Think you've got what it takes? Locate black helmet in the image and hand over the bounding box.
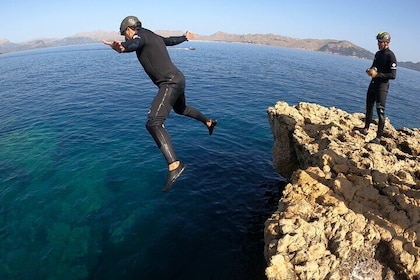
[376,31,391,42]
[120,16,141,35]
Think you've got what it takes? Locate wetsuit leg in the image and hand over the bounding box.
[146,83,182,165]
[375,83,389,138]
[364,82,375,129]
[173,92,208,123]
[171,73,208,123]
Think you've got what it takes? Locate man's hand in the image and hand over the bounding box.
[366,67,378,78]
[102,40,125,53]
[184,31,196,40]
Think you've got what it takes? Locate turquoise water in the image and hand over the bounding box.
[0,42,419,280]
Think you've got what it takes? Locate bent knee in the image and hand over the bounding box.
[173,106,189,116]
[173,108,185,115]
[376,106,385,115]
[146,119,163,131]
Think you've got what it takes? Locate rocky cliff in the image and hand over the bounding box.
[264,102,420,280]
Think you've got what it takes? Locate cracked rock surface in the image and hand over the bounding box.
[265,102,419,280]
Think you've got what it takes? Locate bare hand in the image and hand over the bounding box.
[102,40,125,53]
[366,68,378,78]
[184,31,196,40]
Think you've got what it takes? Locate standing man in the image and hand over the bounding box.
[362,31,397,144]
[103,16,217,191]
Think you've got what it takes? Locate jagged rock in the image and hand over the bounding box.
[265,101,420,280]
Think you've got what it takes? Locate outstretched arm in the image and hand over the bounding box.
[162,31,196,46]
[102,40,125,53]
[104,37,145,53]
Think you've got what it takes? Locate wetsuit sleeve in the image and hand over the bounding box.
[121,37,145,52]
[161,36,188,46]
[377,52,397,80]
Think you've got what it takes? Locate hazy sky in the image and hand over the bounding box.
[1,0,419,61]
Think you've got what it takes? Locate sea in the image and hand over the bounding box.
[0,41,419,280]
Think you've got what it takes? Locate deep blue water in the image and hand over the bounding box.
[0,41,419,280]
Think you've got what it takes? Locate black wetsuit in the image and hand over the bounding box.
[364,48,397,138]
[121,28,209,164]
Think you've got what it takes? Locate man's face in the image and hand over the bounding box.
[377,40,388,51]
[123,28,135,41]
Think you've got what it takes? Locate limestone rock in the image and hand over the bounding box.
[265,102,420,280]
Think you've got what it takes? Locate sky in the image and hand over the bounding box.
[1,0,419,62]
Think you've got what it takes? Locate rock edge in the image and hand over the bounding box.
[265,101,420,280]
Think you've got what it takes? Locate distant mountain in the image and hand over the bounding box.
[0,38,50,53]
[398,61,420,72]
[1,30,418,72]
[196,31,374,60]
[0,30,123,54]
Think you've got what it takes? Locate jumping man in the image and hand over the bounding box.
[103,16,217,191]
